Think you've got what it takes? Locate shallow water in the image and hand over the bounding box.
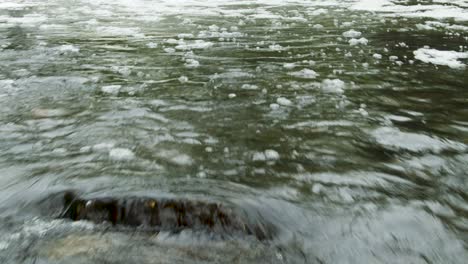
[0,0,467,263]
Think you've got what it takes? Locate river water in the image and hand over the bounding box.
[0,0,467,263]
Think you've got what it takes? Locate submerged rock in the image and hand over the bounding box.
[61,191,273,240]
[41,232,282,264]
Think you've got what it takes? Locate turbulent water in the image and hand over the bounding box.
[0,0,467,263]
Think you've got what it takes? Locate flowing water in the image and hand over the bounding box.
[0,0,468,263]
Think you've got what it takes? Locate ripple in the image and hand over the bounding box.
[156,149,194,166]
[1,0,468,262]
[294,171,414,188]
[371,127,466,153]
[284,120,355,129]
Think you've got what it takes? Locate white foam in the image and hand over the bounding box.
[208,24,219,31]
[241,84,258,90]
[342,29,362,38]
[178,33,194,39]
[111,66,131,77]
[170,154,193,166]
[416,24,434,31]
[270,103,280,110]
[269,44,285,51]
[276,97,293,106]
[386,115,412,122]
[349,37,368,46]
[175,40,213,50]
[101,85,121,95]
[164,47,176,53]
[182,138,202,145]
[312,183,323,194]
[197,30,243,39]
[285,120,354,129]
[351,0,468,21]
[289,69,318,79]
[210,70,253,79]
[283,63,296,69]
[149,99,169,107]
[0,79,14,87]
[341,21,354,27]
[57,45,79,53]
[358,108,369,117]
[371,127,466,153]
[157,149,193,166]
[184,59,200,68]
[146,42,158,48]
[96,26,142,37]
[161,105,211,112]
[416,21,468,32]
[205,147,213,153]
[178,76,189,83]
[351,0,390,11]
[321,79,345,94]
[404,154,447,171]
[0,14,47,26]
[80,146,92,153]
[52,148,67,154]
[309,8,328,16]
[39,24,68,30]
[265,149,280,160]
[413,48,468,69]
[109,148,135,160]
[253,149,280,161]
[166,38,179,44]
[0,2,31,9]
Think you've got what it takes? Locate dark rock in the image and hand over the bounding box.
[61,191,273,240]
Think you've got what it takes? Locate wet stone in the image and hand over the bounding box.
[61,191,274,241]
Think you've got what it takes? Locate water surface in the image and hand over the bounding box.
[0,0,467,263]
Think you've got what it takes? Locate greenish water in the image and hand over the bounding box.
[0,0,467,263]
